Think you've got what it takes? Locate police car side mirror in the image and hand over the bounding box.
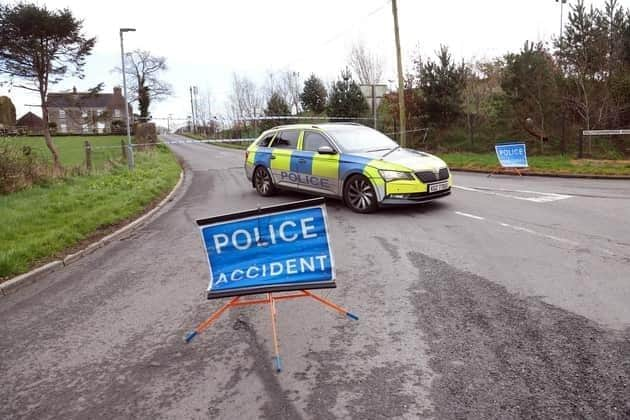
[318,146,336,155]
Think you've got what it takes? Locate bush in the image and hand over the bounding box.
[0,142,50,194]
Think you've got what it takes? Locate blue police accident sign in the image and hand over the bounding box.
[495,142,528,168]
[196,198,335,299]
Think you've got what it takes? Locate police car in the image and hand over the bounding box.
[244,123,451,213]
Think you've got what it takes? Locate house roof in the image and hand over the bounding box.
[17,111,44,127]
[47,92,114,108]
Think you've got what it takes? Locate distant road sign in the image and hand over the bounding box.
[196,198,335,299]
[495,142,528,168]
[583,129,630,136]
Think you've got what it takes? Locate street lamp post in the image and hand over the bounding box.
[120,27,136,170]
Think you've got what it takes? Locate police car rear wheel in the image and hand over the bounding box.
[344,175,377,213]
[254,166,276,196]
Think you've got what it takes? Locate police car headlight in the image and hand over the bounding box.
[378,170,414,181]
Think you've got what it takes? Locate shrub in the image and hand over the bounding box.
[0,142,50,194]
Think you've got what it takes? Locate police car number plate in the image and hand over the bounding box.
[428,181,449,193]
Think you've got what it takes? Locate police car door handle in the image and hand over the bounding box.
[270,155,276,160]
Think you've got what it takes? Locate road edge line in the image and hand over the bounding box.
[1,169,186,298]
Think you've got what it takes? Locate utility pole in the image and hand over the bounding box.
[120,28,136,170]
[556,0,566,42]
[392,0,406,147]
[371,84,377,130]
[189,86,196,133]
[556,0,567,153]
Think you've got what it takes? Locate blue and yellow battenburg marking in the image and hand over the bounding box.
[246,140,447,201]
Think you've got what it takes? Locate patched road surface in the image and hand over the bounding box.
[1,134,629,419]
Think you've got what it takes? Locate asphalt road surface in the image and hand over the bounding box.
[1,134,629,419]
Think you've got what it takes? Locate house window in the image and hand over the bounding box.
[114,109,121,118]
[59,109,66,119]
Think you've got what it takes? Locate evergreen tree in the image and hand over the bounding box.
[418,45,465,129]
[262,92,290,130]
[502,41,560,152]
[300,74,327,114]
[327,69,368,120]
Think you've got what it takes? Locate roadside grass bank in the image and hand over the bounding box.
[0,146,181,280]
[442,152,630,176]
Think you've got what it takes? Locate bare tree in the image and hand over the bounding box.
[262,70,301,114]
[263,71,289,104]
[227,74,263,128]
[116,49,173,119]
[348,41,384,84]
[282,71,301,114]
[195,88,215,135]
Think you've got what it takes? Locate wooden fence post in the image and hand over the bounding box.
[121,139,127,161]
[84,140,92,171]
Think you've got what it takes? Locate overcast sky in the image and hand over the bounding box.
[3,0,614,128]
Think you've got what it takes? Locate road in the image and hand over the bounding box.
[1,134,629,419]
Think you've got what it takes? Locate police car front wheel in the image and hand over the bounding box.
[254,166,276,196]
[344,175,377,213]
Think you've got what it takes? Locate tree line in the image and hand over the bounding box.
[226,0,630,157]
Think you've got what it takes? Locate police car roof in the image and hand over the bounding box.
[269,122,363,131]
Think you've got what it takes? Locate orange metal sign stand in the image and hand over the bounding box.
[185,291,358,372]
[488,166,526,177]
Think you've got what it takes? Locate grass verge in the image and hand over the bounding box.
[441,152,630,176]
[0,146,181,280]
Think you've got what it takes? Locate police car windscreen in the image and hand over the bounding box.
[327,126,398,153]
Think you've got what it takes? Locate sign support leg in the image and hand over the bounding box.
[185,296,240,342]
[303,290,359,320]
[268,293,282,372]
[185,291,358,372]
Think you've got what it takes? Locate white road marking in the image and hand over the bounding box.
[454,211,485,220]
[453,185,572,203]
[455,211,580,246]
[497,222,580,246]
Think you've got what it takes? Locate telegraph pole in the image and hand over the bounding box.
[189,86,196,133]
[391,0,406,147]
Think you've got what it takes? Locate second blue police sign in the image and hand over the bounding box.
[197,198,335,299]
[495,142,529,168]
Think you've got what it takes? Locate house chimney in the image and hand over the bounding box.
[113,86,122,96]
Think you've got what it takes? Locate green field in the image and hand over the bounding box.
[441,152,630,176]
[0,145,181,280]
[2,135,130,169]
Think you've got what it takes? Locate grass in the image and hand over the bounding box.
[0,146,181,280]
[2,135,129,169]
[441,152,630,176]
